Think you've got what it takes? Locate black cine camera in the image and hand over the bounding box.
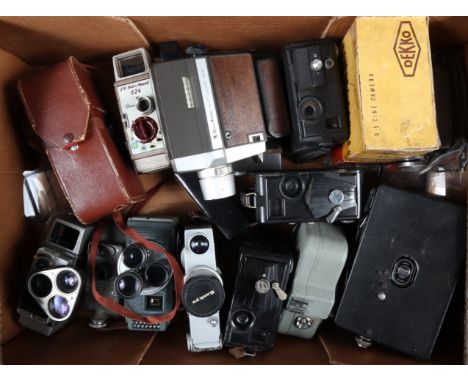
[243,170,361,224]
[282,40,349,161]
[115,216,179,331]
[17,215,94,336]
[223,244,293,355]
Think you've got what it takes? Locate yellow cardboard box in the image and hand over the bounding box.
[340,17,439,162]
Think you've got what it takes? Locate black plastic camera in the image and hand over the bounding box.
[223,244,293,355]
[242,170,361,224]
[115,216,179,331]
[282,40,349,161]
[17,215,94,336]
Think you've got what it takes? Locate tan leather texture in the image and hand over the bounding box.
[18,57,145,224]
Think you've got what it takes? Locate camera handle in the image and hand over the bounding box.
[88,213,184,325]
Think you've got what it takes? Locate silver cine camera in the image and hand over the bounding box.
[17,215,94,335]
[278,222,348,339]
[113,48,170,173]
[180,226,225,352]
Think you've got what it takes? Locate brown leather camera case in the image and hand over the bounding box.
[18,57,145,224]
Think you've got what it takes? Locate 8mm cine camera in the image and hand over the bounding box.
[180,225,225,352]
[17,215,94,336]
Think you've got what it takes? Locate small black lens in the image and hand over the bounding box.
[299,97,323,121]
[232,310,255,331]
[136,97,151,113]
[189,235,210,255]
[279,176,303,199]
[48,295,70,319]
[145,262,170,288]
[115,272,142,299]
[57,270,80,293]
[29,273,53,298]
[122,244,146,268]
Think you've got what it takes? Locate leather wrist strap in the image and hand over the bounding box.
[88,183,184,325]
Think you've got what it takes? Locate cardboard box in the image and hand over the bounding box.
[340,16,440,162]
[0,16,466,365]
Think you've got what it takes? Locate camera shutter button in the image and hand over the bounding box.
[131,116,158,143]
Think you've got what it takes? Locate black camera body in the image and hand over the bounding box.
[282,40,349,161]
[17,215,94,336]
[245,170,361,224]
[223,244,293,355]
[115,216,179,331]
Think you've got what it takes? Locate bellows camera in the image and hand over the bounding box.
[17,215,94,335]
[180,226,225,352]
[153,51,266,200]
[282,40,349,161]
[115,216,179,331]
[278,223,348,339]
[334,186,466,359]
[224,244,293,355]
[243,170,361,224]
[113,48,170,173]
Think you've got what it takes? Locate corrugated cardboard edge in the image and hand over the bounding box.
[109,16,152,54]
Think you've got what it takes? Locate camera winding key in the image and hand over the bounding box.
[271,282,288,301]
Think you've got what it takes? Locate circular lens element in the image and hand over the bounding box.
[181,275,225,317]
[279,176,303,199]
[57,270,80,293]
[189,235,210,255]
[122,244,146,269]
[48,295,71,319]
[115,272,143,299]
[299,97,323,121]
[145,262,171,289]
[29,273,53,298]
[131,116,158,143]
[232,309,255,331]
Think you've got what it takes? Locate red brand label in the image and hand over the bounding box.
[393,21,421,77]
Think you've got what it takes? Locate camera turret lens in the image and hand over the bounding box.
[279,176,303,199]
[57,270,80,293]
[122,244,146,269]
[48,295,71,319]
[145,261,171,289]
[29,273,53,298]
[189,235,210,255]
[115,272,143,299]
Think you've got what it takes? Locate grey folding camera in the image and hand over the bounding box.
[113,48,170,173]
[153,52,266,200]
[180,226,225,352]
[17,215,94,335]
[278,222,348,339]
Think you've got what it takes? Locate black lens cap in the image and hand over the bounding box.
[181,275,224,317]
[189,235,210,255]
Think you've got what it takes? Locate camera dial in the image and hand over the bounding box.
[131,116,158,144]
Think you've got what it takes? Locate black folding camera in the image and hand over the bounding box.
[334,186,466,359]
[17,215,94,336]
[242,170,361,224]
[282,40,349,161]
[115,216,179,331]
[223,244,293,355]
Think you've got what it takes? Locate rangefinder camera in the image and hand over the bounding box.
[224,244,293,355]
[113,48,170,173]
[180,226,225,352]
[278,222,348,339]
[153,51,266,200]
[17,215,94,335]
[242,170,361,224]
[282,40,349,161]
[115,216,178,331]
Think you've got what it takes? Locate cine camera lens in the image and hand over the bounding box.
[279,175,303,199]
[48,295,71,319]
[189,235,210,255]
[57,270,80,293]
[122,244,146,269]
[145,262,171,289]
[115,272,143,299]
[29,273,53,298]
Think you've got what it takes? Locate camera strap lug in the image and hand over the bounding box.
[240,192,257,209]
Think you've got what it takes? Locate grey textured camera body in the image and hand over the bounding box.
[113,48,170,173]
[180,226,225,352]
[153,53,266,200]
[278,222,348,339]
[17,215,94,336]
[115,216,178,331]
